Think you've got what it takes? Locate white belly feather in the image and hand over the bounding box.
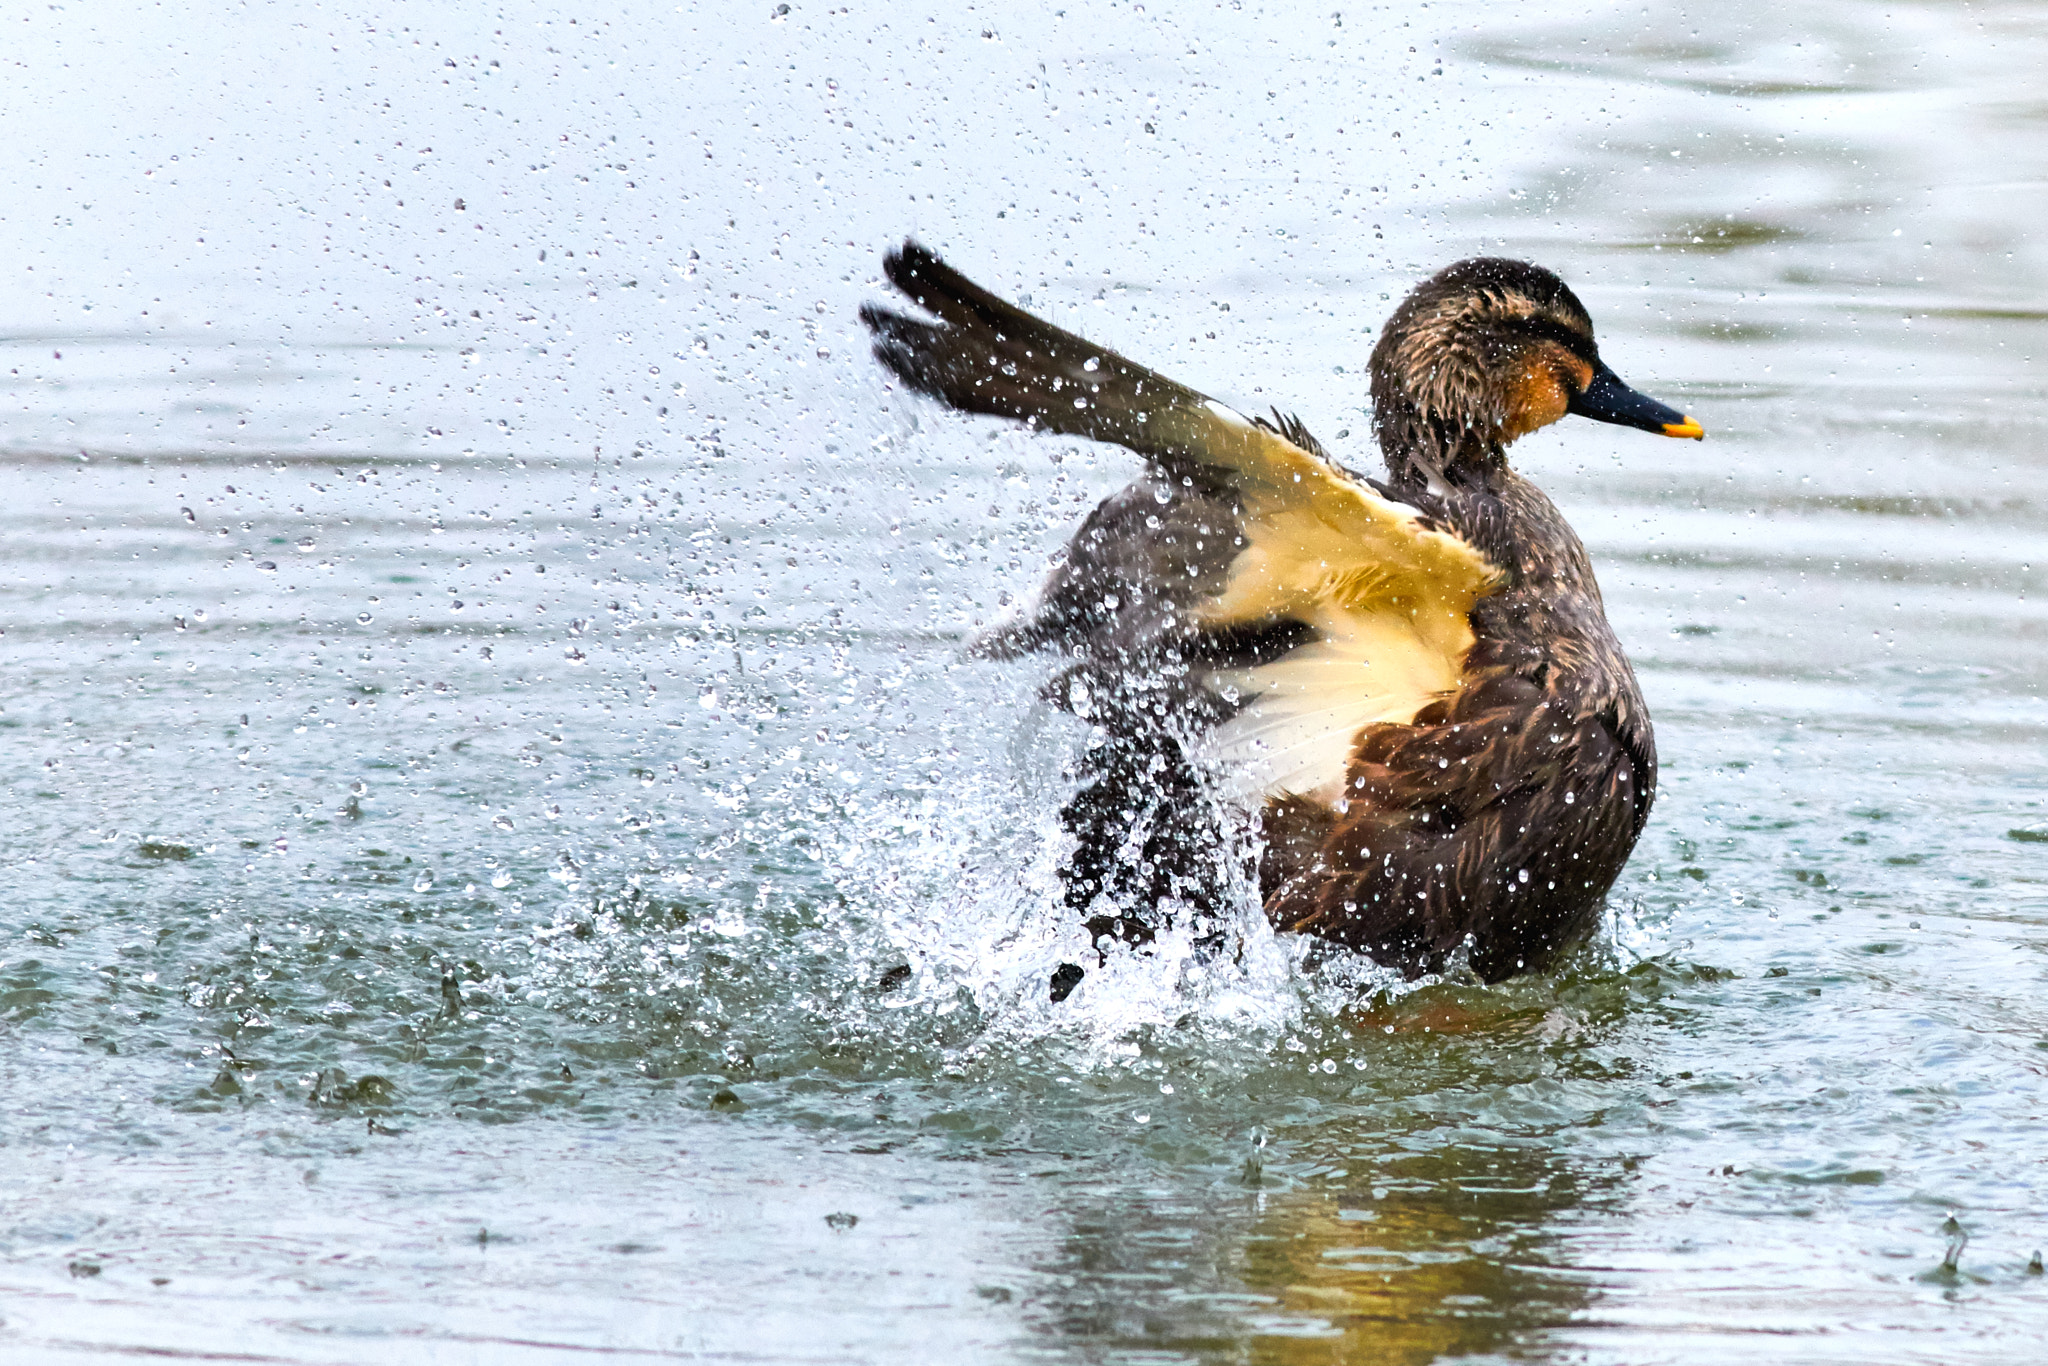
[1200,608,1463,807]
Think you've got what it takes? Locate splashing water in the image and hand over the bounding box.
[6,0,2048,1361]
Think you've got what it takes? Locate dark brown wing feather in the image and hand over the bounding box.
[971,468,1244,664]
[863,242,1294,940]
[861,242,1213,471]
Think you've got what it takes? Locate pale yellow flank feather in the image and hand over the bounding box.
[1159,402,1503,806]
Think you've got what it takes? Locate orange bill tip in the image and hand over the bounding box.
[1661,416,1705,440]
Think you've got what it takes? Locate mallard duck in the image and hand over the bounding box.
[861,242,1702,991]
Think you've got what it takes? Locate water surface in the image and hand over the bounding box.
[3,1,2047,1361]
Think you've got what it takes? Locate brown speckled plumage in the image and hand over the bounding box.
[1259,464,1656,980]
[861,243,1696,987]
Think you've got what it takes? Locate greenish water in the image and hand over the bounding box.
[4,1,2048,1361]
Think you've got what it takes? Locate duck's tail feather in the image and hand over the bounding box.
[861,240,1213,468]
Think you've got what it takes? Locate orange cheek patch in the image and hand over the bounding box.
[1501,366,1571,442]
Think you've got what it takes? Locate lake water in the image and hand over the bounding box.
[4,1,2047,1361]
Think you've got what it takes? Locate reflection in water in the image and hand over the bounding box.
[6,0,2048,1360]
[1245,1148,1603,1365]
[1033,1121,1609,1364]
[1024,972,1655,1362]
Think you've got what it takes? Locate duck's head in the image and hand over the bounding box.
[1369,257,1702,488]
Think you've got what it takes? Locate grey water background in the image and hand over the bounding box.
[3,0,2046,1360]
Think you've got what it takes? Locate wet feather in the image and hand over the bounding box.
[862,242,1671,983]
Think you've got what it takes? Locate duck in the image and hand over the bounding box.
[860,241,1702,992]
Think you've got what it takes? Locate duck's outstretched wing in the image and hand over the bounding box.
[861,240,1506,806]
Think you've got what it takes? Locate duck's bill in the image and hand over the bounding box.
[1568,362,1704,439]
